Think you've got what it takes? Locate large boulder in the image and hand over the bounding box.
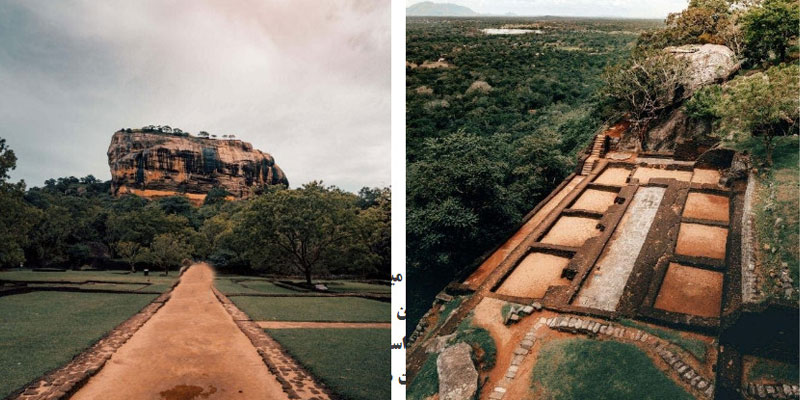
[108,130,287,204]
[667,44,739,98]
[437,342,478,400]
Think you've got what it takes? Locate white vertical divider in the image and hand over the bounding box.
[390,0,407,398]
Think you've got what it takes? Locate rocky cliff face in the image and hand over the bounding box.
[618,44,739,155]
[108,130,288,203]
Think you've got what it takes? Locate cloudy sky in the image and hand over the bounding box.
[0,0,389,192]
[407,0,689,18]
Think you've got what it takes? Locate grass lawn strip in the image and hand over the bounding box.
[231,296,389,322]
[0,291,157,398]
[267,328,389,400]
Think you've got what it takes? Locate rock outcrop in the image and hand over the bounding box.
[619,44,739,153]
[437,342,479,400]
[108,130,287,204]
[667,44,739,98]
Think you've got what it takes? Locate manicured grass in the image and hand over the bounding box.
[231,296,389,322]
[237,280,301,294]
[408,352,439,400]
[0,269,176,293]
[748,358,799,383]
[323,281,391,294]
[619,319,708,362]
[213,278,265,294]
[532,338,693,400]
[267,328,389,400]
[0,291,157,398]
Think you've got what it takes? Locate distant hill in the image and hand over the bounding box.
[407,1,479,16]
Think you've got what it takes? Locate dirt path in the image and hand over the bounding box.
[72,264,289,400]
[256,321,390,329]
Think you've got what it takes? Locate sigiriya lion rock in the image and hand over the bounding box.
[107,128,288,204]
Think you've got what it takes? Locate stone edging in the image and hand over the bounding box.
[743,381,800,399]
[211,287,334,400]
[4,284,178,400]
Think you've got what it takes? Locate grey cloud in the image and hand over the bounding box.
[0,0,390,192]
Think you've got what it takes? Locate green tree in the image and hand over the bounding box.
[203,187,230,206]
[0,138,40,268]
[603,52,689,150]
[407,133,522,273]
[147,233,193,275]
[716,64,799,164]
[238,183,374,284]
[115,241,141,272]
[742,0,799,64]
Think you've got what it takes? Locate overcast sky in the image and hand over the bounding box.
[407,0,689,18]
[0,0,389,192]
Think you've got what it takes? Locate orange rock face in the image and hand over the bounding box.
[108,130,288,202]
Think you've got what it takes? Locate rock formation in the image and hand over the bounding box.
[667,44,739,99]
[437,342,478,400]
[619,44,739,154]
[108,129,287,204]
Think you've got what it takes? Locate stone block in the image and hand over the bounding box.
[513,346,528,356]
[520,339,534,350]
[521,305,534,314]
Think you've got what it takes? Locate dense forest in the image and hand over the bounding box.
[0,139,390,285]
[406,16,662,330]
[407,0,798,331]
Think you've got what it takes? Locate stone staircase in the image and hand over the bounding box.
[580,134,606,175]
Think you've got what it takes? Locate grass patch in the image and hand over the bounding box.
[231,296,389,322]
[0,269,176,293]
[267,328,389,400]
[323,281,391,294]
[748,358,799,383]
[750,137,799,300]
[0,291,157,398]
[619,319,707,362]
[407,352,439,400]
[532,338,694,400]
[452,315,497,371]
[238,280,303,294]
[501,302,514,322]
[213,277,299,295]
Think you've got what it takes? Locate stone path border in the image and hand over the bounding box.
[212,287,333,400]
[5,287,177,400]
[744,382,800,399]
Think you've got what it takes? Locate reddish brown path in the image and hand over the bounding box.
[72,263,289,400]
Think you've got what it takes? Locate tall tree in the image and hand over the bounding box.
[239,183,374,285]
[742,0,799,64]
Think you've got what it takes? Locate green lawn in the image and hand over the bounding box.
[0,291,157,398]
[531,338,693,400]
[267,328,389,400]
[408,352,439,400]
[213,278,264,294]
[748,358,799,384]
[237,280,301,294]
[0,269,176,293]
[231,296,389,322]
[323,281,391,294]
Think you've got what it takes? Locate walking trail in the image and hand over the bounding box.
[72,263,289,400]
